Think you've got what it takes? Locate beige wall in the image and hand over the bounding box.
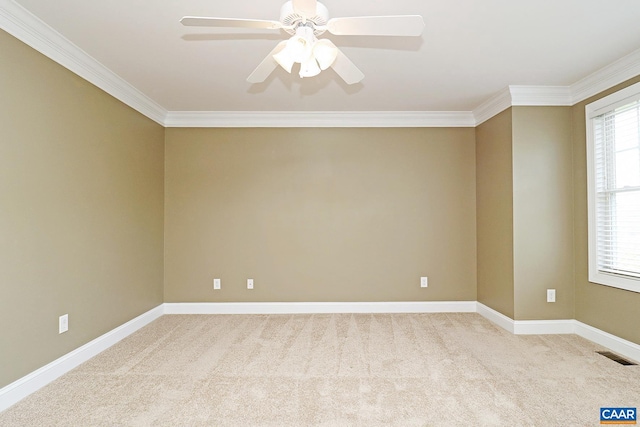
[572,76,640,344]
[476,109,515,318]
[476,107,575,321]
[0,30,165,388]
[164,127,477,303]
[512,107,574,320]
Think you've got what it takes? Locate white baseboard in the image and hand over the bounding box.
[3,301,639,414]
[163,301,478,315]
[513,319,576,335]
[574,321,640,364]
[477,303,574,335]
[477,303,640,363]
[0,305,164,413]
[476,303,515,333]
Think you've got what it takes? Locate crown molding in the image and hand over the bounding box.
[2,0,639,128]
[472,49,640,124]
[213,49,639,127]
[164,110,476,128]
[472,87,512,126]
[0,0,167,125]
[509,85,572,106]
[472,85,574,125]
[570,47,640,105]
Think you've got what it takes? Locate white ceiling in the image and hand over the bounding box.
[4,0,640,116]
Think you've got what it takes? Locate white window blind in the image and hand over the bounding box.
[587,82,640,292]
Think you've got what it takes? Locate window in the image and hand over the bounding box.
[586,82,640,293]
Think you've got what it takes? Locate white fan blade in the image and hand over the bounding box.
[291,0,318,18]
[329,45,364,85]
[180,16,283,30]
[327,15,425,36]
[247,41,288,84]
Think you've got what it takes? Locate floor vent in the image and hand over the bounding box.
[597,351,638,366]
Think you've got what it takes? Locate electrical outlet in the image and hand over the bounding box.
[421,277,428,288]
[247,278,254,289]
[59,314,68,334]
[547,289,556,303]
[213,278,221,290]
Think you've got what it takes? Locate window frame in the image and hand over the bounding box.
[585,81,640,293]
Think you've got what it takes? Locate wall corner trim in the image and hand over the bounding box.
[0,305,164,413]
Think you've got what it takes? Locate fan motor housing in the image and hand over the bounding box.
[280,1,329,35]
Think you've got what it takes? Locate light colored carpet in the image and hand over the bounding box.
[0,313,638,426]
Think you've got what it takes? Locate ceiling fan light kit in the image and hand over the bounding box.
[180,0,424,85]
[273,24,338,78]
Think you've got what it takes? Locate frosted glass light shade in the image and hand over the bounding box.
[299,58,321,78]
[313,39,338,70]
[273,49,295,73]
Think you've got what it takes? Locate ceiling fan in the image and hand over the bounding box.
[180,0,425,85]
